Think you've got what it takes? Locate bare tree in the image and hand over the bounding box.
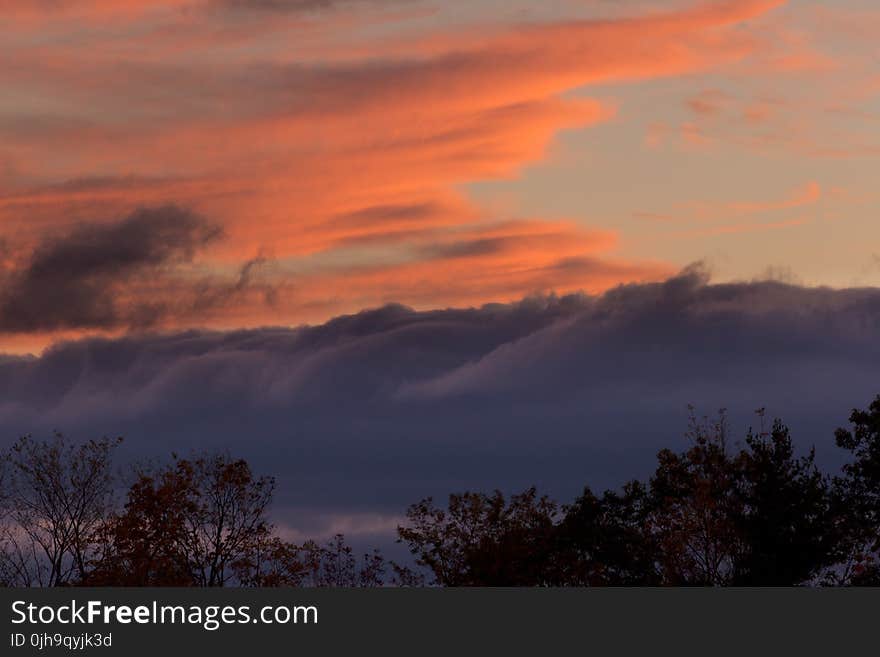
[0,433,121,586]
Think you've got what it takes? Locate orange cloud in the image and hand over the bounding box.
[682,216,808,237]
[634,181,822,244]
[724,181,822,215]
[687,88,733,116]
[0,0,788,347]
[635,181,822,226]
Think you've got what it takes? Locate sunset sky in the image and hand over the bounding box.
[2,1,879,545]
[2,0,879,354]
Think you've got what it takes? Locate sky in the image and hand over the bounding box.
[2,0,879,354]
[1,0,879,547]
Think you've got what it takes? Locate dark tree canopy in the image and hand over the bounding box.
[398,488,558,586]
[397,401,877,587]
[832,396,880,585]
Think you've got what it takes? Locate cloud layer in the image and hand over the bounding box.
[2,269,878,542]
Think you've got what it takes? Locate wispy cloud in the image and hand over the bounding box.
[0,0,787,343]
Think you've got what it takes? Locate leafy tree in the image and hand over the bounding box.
[728,414,833,585]
[233,536,309,587]
[398,488,558,585]
[181,454,275,586]
[647,410,741,585]
[831,395,880,585]
[301,534,387,587]
[90,454,274,586]
[87,465,196,585]
[235,534,387,587]
[643,410,836,585]
[557,482,659,585]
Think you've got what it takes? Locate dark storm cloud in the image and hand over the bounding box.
[1,268,879,544]
[0,205,222,332]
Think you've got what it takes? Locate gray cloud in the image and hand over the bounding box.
[0,205,221,332]
[1,268,878,547]
[333,202,442,228]
[419,237,508,260]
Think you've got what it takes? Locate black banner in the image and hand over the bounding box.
[1,588,876,654]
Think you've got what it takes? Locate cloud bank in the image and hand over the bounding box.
[1,268,877,542]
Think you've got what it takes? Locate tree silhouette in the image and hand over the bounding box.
[398,488,558,585]
[728,415,833,585]
[181,455,275,586]
[0,433,121,586]
[557,482,659,585]
[647,409,741,585]
[87,464,197,586]
[3,393,880,587]
[397,406,857,586]
[234,534,387,587]
[831,395,880,585]
[90,454,274,586]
